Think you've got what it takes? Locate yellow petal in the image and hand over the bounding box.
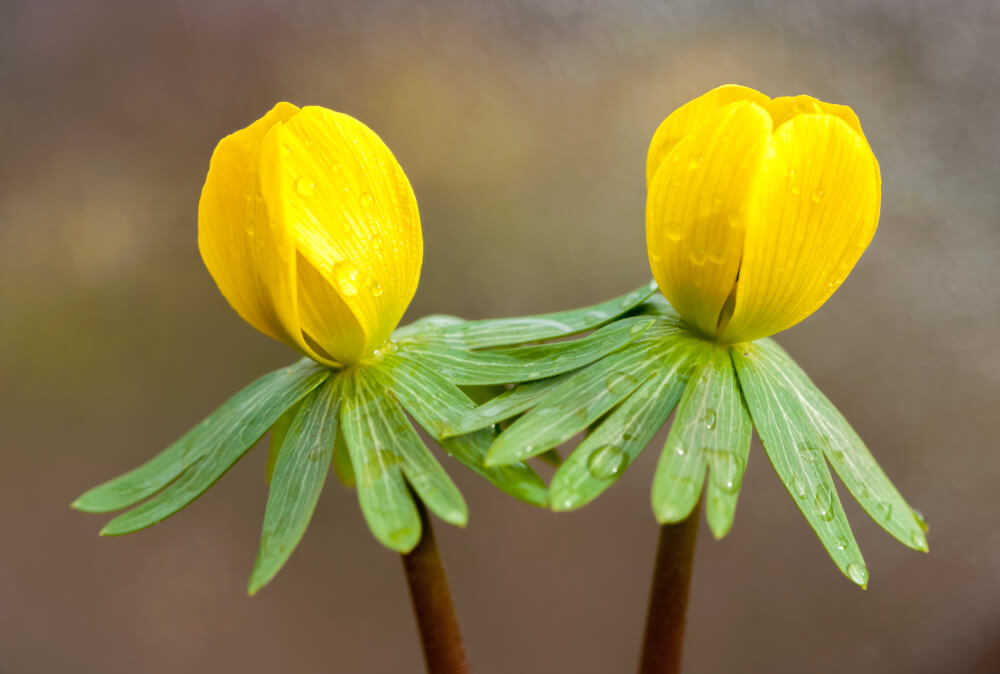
[646,84,771,185]
[259,107,422,361]
[198,102,335,365]
[719,113,881,343]
[646,101,773,338]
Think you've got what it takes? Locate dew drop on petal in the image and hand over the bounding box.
[359,191,374,208]
[689,249,707,265]
[368,279,384,297]
[296,176,316,197]
[811,189,824,203]
[665,222,685,242]
[334,261,360,296]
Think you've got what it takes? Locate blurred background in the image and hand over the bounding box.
[3,1,999,672]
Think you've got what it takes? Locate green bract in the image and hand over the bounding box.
[73,282,657,594]
[449,292,928,588]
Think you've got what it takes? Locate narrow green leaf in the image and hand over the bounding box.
[249,377,341,594]
[442,374,573,437]
[375,356,548,507]
[412,280,658,349]
[399,316,654,386]
[391,314,465,341]
[732,340,874,587]
[331,423,355,488]
[550,335,707,511]
[484,341,661,466]
[358,369,468,527]
[651,346,750,536]
[734,338,927,553]
[81,360,329,521]
[339,371,421,553]
[265,401,299,484]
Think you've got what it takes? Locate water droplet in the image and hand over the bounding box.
[606,372,639,396]
[369,280,384,297]
[711,194,724,208]
[910,529,927,549]
[687,155,704,171]
[791,473,808,498]
[673,445,688,457]
[665,222,684,242]
[876,501,893,522]
[370,232,382,250]
[650,251,663,262]
[814,482,835,521]
[912,509,929,532]
[587,445,629,480]
[334,261,360,296]
[671,177,682,188]
[707,250,726,265]
[834,536,848,551]
[726,212,742,228]
[798,443,822,464]
[701,409,717,430]
[811,190,824,203]
[359,191,374,208]
[829,449,846,464]
[280,144,291,157]
[846,562,868,586]
[711,450,744,493]
[790,183,801,196]
[689,249,707,265]
[630,321,648,336]
[296,176,315,197]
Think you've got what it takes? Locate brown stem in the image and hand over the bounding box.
[401,498,470,674]
[638,498,702,674]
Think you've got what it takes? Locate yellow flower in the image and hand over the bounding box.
[198,103,422,367]
[646,85,881,343]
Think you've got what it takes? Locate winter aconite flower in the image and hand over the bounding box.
[645,84,881,343]
[73,103,651,593]
[197,102,421,366]
[447,86,926,587]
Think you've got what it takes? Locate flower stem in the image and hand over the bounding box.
[639,498,702,674]
[401,497,470,674]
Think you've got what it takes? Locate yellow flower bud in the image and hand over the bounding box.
[198,103,422,366]
[646,85,881,343]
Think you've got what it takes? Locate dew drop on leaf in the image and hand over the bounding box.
[586,445,629,480]
[846,562,868,586]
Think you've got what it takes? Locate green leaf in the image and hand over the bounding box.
[650,346,751,540]
[249,377,341,595]
[549,335,708,511]
[732,340,891,587]
[359,369,468,527]
[442,374,573,437]
[339,370,421,553]
[397,316,654,386]
[76,359,329,519]
[734,340,927,555]
[484,341,661,466]
[409,280,658,349]
[375,355,548,507]
[265,402,299,484]
[331,423,355,488]
[391,314,465,341]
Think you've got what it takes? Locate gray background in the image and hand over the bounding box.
[2,1,998,672]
